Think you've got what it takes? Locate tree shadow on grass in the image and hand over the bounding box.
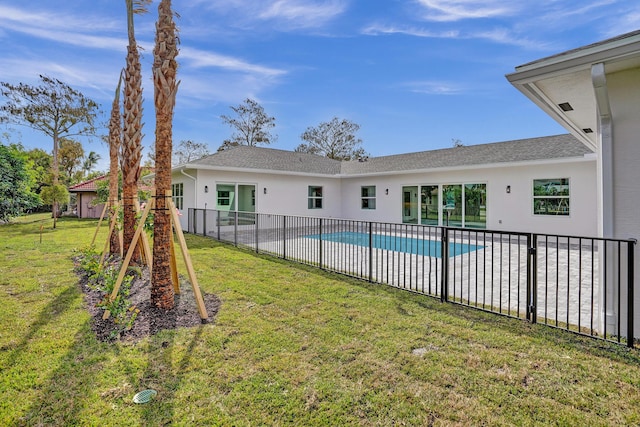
[137,325,205,425]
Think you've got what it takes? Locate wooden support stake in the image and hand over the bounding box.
[99,202,120,267]
[135,197,153,274]
[169,196,208,320]
[103,198,155,320]
[169,233,180,294]
[91,201,109,247]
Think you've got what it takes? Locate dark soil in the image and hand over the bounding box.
[77,265,221,342]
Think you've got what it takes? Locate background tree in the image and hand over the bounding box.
[58,138,85,185]
[121,0,150,262]
[0,144,41,222]
[218,98,276,151]
[40,184,69,227]
[26,148,52,193]
[0,75,100,227]
[174,139,209,164]
[452,138,464,148]
[151,0,179,310]
[82,151,101,177]
[296,117,367,161]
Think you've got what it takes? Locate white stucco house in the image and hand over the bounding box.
[170,29,640,338]
[170,134,596,237]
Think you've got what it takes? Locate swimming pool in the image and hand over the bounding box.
[305,231,482,258]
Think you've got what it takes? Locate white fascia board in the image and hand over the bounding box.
[173,164,341,179]
[507,33,640,83]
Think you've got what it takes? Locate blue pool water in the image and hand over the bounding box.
[306,232,482,258]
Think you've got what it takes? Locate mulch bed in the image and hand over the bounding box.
[77,264,221,342]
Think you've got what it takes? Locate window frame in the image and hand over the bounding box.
[171,183,184,210]
[533,178,570,216]
[308,186,323,209]
[361,185,376,210]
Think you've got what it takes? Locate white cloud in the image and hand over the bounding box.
[362,24,549,50]
[258,0,347,29]
[403,80,465,95]
[180,47,287,77]
[0,5,119,33]
[192,0,346,30]
[361,24,460,38]
[414,0,519,22]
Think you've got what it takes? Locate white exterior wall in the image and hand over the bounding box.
[340,158,597,236]
[175,168,343,218]
[173,158,597,236]
[608,67,640,337]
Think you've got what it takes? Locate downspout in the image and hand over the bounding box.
[180,166,198,225]
[592,62,613,238]
[592,62,617,334]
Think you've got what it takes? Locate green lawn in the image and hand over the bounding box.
[1,214,640,426]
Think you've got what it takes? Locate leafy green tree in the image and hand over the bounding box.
[0,144,41,222]
[296,117,367,161]
[0,75,101,227]
[26,148,52,192]
[58,138,85,185]
[40,184,69,228]
[219,98,277,151]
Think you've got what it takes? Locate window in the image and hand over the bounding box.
[308,186,323,209]
[171,183,183,210]
[533,178,569,216]
[361,186,376,209]
[216,184,235,210]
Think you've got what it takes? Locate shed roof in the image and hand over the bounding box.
[68,175,108,192]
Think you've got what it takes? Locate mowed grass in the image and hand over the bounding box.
[1,214,640,426]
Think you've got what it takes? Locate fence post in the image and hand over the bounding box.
[193,209,198,235]
[217,210,220,241]
[255,213,259,254]
[234,211,238,246]
[527,234,537,324]
[441,227,449,302]
[202,209,207,237]
[319,218,323,269]
[368,221,373,282]
[628,239,636,348]
[283,215,287,260]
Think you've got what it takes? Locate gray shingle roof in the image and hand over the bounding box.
[341,134,592,175]
[187,145,342,175]
[184,134,592,176]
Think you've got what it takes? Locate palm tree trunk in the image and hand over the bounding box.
[121,0,144,264]
[151,0,179,310]
[108,73,123,256]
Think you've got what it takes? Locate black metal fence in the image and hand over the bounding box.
[188,208,636,347]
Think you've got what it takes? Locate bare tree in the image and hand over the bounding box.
[296,117,367,161]
[219,98,276,150]
[174,139,210,164]
[151,0,179,310]
[0,75,100,227]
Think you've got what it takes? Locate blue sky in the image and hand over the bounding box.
[0,0,638,172]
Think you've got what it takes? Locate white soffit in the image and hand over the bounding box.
[506,31,640,152]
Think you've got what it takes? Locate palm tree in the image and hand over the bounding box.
[108,72,123,256]
[151,0,179,310]
[82,151,101,177]
[121,0,150,263]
